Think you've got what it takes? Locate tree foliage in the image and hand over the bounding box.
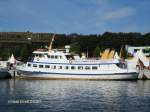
[70,42,81,54]
[0,32,150,61]
[93,45,101,57]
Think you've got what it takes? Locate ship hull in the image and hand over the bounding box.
[17,70,138,80]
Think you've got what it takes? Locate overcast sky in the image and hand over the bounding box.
[0,0,150,34]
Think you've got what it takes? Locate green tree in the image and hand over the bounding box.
[93,45,101,57]
[70,42,81,54]
[19,45,29,61]
[0,48,11,60]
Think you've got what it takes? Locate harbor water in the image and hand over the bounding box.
[0,79,150,112]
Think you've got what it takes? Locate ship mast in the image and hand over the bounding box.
[48,34,55,52]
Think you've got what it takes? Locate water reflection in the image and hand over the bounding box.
[0,79,150,112]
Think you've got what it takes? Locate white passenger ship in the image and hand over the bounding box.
[16,43,138,80]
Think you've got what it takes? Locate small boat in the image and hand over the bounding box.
[0,61,11,78]
[15,35,138,80]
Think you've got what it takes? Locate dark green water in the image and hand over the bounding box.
[0,79,150,112]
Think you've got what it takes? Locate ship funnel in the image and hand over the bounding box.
[65,45,70,53]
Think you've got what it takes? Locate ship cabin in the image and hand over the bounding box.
[27,48,78,63]
[25,47,127,72]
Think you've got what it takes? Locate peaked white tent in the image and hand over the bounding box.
[8,54,16,64]
[114,52,120,59]
[128,50,149,66]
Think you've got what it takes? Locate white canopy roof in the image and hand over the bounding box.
[114,52,120,59]
[130,50,149,66]
[8,54,16,64]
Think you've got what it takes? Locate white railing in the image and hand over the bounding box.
[71,59,119,64]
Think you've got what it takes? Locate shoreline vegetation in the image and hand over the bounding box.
[0,31,150,61]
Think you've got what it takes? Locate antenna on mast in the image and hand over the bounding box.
[48,34,55,52]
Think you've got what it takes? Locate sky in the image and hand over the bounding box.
[0,0,150,34]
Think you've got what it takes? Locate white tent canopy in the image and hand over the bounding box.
[114,52,120,59]
[8,54,16,64]
[129,50,149,66]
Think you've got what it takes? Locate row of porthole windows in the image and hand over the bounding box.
[27,63,98,70]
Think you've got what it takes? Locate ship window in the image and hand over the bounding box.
[85,66,90,70]
[39,54,42,58]
[65,55,74,60]
[27,64,31,67]
[35,54,39,57]
[55,56,58,59]
[65,66,69,69]
[78,66,83,70]
[33,64,37,67]
[51,65,56,69]
[71,66,75,70]
[60,56,62,59]
[45,65,50,68]
[39,65,43,68]
[51,55,54,59]
[58,66,62,69]
[92,66,98,70]
[47,55,50,58]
